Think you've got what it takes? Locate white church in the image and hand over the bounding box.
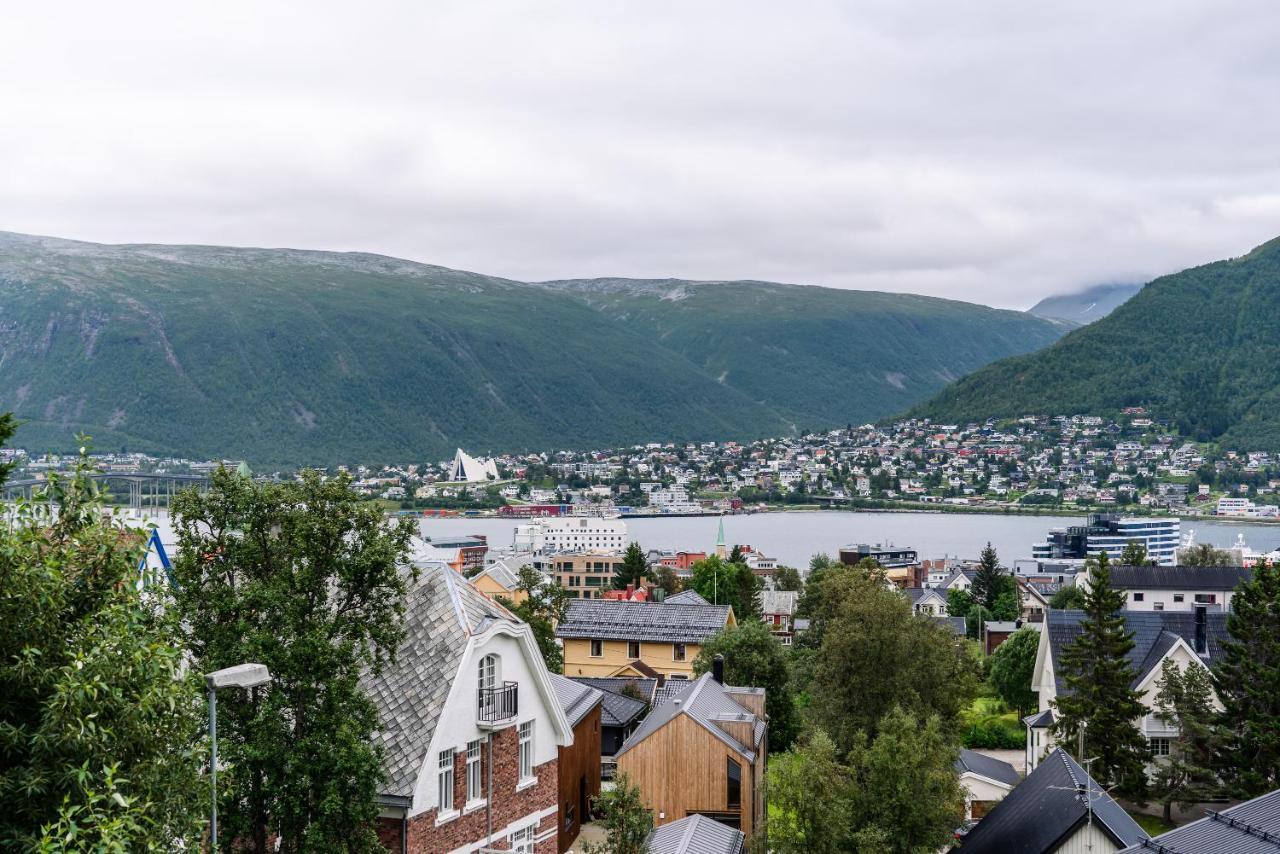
[447,448,499,484]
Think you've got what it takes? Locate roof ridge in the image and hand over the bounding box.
[678,815,703,850]
[438,565,471,634]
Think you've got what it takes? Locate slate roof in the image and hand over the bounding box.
[1110,565,1252,591]
[556,598,731,644]
[615,672,764,762]
[934,615,968,636]
[570,676,652,727]
[549,672,603,728]
[959,748,1148,854]
[362,564,518,798]
[904,586,947,605]
[759,589,798,615]
[473,555,537,591]
[646,813,745,854]
[1046,609,1229,694]
[1119,788,1280,853]
[956,749,1021,787]
[666,589,710,606]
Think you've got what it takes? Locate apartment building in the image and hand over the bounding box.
[550,551,626,599]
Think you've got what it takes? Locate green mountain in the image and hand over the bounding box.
[912,236,1280,448]
[0,231,1066,466]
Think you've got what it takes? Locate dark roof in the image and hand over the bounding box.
[1046,609,1229,694]
[646,814,745,854]
[556,598,731,643]
[666,589,711,606]
[1023,709,1055,728]
[1120,788,1280,853]
[615,673,764,762]
[549,672,603,728]
[956,749,1021,787]
[1110,565,1252,591]
[570,677,652,727]
[904,586,946,604]
[959,748,1147,854]
[934,615,968,636]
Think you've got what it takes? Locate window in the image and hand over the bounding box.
[1132,592,1145,602]
[466,739,484,803]
[1173,594,1185,603]
[673,643,687,662]
[438,749,455,813]
[628,641,641,659]
[519,721,534,780]
[509,824,535,853]
[479,654,497,692]
[1153,602,1165,612]
[727,758,742,809]
[590,639,604,657]
[1194,594,1217,605]
[1149,737,1171,757]
[669,673,688,680]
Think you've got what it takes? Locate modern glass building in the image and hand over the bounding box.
[1032,514,1180,566]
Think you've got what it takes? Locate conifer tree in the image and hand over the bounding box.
[1214,559,1280,796]
[1052,551,1149,796]
[614,541,649,590]
[970,542,1004,611]
[1150,659,1220,823]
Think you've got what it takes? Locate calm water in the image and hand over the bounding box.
[416,511,1280,568]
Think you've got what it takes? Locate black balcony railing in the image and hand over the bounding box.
[478,681,518,724]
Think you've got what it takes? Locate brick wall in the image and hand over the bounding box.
[377,724,559,854]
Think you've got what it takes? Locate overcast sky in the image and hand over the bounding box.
[2,2,1278,308]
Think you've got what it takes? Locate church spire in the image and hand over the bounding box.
[715,517,727,559]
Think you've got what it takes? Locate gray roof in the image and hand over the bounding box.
[666,589,710,606]
[956,749,1021,787]
[1110,565,1252,591]
[474,555,537,591]
[1046,609,1229,694]
[1119,788,1280,853]
[759,589,798,615]
[934,615,968,635]
[959,748,1147,854]
[615,673,764,762]
[570,676,652,727]
[549,672,603,728]
[646,814,745,854]
[362,565,518,798]
[556,598,731,644]
[1023,709,1055,728]
[904,586,947,604]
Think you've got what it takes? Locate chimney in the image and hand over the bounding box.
[625,583,634,598]
[1194,605,1208,655]
[712,654,725,684]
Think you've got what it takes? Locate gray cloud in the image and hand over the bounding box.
[1,0,1278,308]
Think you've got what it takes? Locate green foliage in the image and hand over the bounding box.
[651,564,680,596]
[582,773,652,854]
[988,627,1040,718]
[689,556,761,621]
[694,621,800,752]
[912,236,1280,450]
[1214,559,1280,796]
[1050,584,1086,610]
[498,567,569,673]
[767,731,853,854]
[772,564,803,592]
[1150,660,1221,822]
[171,468,416,852]
[0,232,1066,465]
[0,411,14,486]
[1052,553,1150,797]
[971,542,1004,611]
[1119,540,1154,566]
[0,453,206,850]
[614,541,650,590]
[946,587,974,620]
[1182,542,1236,567]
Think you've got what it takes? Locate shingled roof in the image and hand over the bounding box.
[1119,788,1280,853]
[959,748,1147,854]
[666,589,711,606]
[1046,609,1229,694]
[549,672,603,728]
[646,813,745,854]
[1109,565,1252,591]
[570,676,653,727]
[556,598,732,644]
[615,672,764,762]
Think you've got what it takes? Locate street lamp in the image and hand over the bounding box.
[206,663,272,849]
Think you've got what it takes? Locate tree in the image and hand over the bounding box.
[767,730,853,854]
[689,556,760,620]
[1182,542,1235,567]
[651,564,680,596]
[694,622,799,752]
[1150,660,1220,823]
[1050,584,1086,610]
[809,566,978,752]
[582,773,651,854]
[946,587,974,619]
[171,468,416,853]
[970,542,1004,611]
[1119,540,1153,566]
[0,412,14,486]
[614,541,649,590]
[1214,559,1280,796]
[1052,552,1149,796]
[0,454,206,851]
[498,567,569,673]
[991,577,1020,622]
[988,627,1039,718]
[773,564,803,592]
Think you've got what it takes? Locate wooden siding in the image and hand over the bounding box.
[557,704,602,853]
[562,638,702,679]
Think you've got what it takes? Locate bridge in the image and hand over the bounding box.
[2,472,211,509]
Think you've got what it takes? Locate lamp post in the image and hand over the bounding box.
[206,663,272,849]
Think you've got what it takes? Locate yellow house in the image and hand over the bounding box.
[555,591,735,680]
[469,557,533,606]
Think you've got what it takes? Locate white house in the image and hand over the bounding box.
[1098,565,1251,613]
[954,749,1020,822]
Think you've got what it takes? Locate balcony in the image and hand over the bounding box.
[477,682,518,728]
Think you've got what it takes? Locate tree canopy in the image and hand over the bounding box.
[689,556,761,621]
[988,627,1040,718]
[498,566,569,673]
[694,621,799,752]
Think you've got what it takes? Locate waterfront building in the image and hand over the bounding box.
[513,517,628,555]
[1098,565,1252,612]
[1031,514,1180,566]
[551,551,626,599]
[837,542,918,568]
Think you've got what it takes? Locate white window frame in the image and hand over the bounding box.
[509,824,535,853]
[466,739,484,806]
[437,748,455,814]
[518,720,535,782]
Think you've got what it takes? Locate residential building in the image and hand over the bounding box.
[364,564,572,854]
[1025,607,1228,773]
[569,677,654,756]
[955,749,1020,822]
[1032,514,1180,566]
[550,551,626,598]
[615,665,767,838]
[904,586,949,616]
[648,485,702,514]
[759,590,798,643]
[645,813,745,854]
[838,542,918,568]
[549,675,603,853]
[1099,565,1252,612]
[472,557,538,604]
[1118,787,1280,853]
[556,597,735,680]
[413,535,489,574]
[959,748,1148,854]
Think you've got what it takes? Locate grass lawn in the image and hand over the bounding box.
[961,695,1025,749]
[1128,811,1176,836]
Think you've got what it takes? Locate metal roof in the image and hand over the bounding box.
[614,672,763,762]
[666,589,711,606]
[646,813,745,854]
[569,676,652,727]
[956,749,1021,788]
[1119,788,1280,853]
[1110,565,1252,591]
[555,598,732,644]
[549,672,603,728]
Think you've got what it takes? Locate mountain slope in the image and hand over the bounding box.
[1028,282,1141,324]
[912,237,1280,448]
[0,231,1066,465]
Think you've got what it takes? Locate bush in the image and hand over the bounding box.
[962,722,1024,750]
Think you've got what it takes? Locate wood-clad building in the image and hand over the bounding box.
[614,667,767,840]
[549,674,603,853]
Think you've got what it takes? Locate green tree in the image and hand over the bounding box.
[0,454,206,850]
[1119,540,1153,566]
[988,627,1039,717]
[615,541,650,590]
[991,576,1020,621]
[171,468,415,853]
[1150,660,1221,823]
[0,412,14,486]
[970,542,1004,611]
[810,566,977,751]
[1050,584,1086,610]
[651,564,680,596]
[690,556,760,619]
[773,564,803,592]
[1182,542,1235,567]
[946,587,974,620]
[498,566,570,673]
[582,773,651,854]
[767,730,853,854]
[1214,559,1280,796]
[694,621,799,752]
[1052,552,1149,797]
